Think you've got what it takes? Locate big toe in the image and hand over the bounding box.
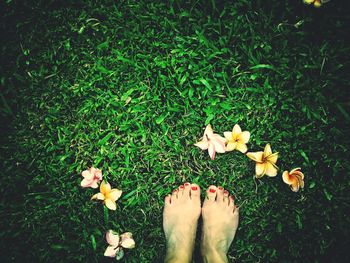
[190,183,201,201]
[205,185,217,202]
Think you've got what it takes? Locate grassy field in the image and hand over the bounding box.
[1,0,350,262]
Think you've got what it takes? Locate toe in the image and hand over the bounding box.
[183,182,191,197]
[223,189,229,205]
[164,194,171,206]
[206,185,217,201]
[229,195,235,207]
[190,183,201,200]
[171,188,179,201]
[233,206,239,217]
[178,184,185,196]
[216,186,224,202]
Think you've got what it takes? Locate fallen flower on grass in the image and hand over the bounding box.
[304,0,324,7]
[246,143,279,178]
[282,168,305,192]
[194,124,226,160]
[81,167,102,188]
[104,230,135,260]
[224,124,250,153]
[91,181,122,210]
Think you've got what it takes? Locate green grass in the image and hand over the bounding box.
[1,0,350,262]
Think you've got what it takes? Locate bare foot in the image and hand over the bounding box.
[163,183,201,263]
[201,185,239,263]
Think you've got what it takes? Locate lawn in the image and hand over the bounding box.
[1,0,350,262]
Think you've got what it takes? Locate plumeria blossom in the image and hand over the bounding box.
[194,124,226,160]
[282,168,305,192]
[80,167,102,188]
[303,0,330,8]
[91,181,122,210]
[104,230,135,260]
[224,124,250,153]
[246,144,279,178]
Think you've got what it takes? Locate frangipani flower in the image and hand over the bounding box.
[194,124,226,160]
[104,230,135,260]
[81,167,102,188]
[91,181,122,210]
[224,124,250,153]
[303,0,330,7]
[282,167,305,192]
[246,144,279,178]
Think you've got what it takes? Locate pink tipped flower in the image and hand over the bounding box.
[104,230,135,260]
[80,167,102,188]
[194,124,226,160]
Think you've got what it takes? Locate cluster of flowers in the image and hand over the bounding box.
[303,0,331,8]
[195,124,305,192]
[80,168,135,260]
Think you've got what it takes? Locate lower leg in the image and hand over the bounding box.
[201,186,239,263]
[163,183,201,263]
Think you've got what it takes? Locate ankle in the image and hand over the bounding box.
[201,243,228,263]
[165,248,192,263]
[201,247,228,263]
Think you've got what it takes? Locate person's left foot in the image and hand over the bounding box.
[163,183,201,263]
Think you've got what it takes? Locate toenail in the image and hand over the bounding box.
[224,190,228,194]
[185,183,190,186]
[191,186,198,191]
[209,188,216,193]
[218,186,223,190]
[179,185,184,188]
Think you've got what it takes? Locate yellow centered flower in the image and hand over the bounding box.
[303,0,322,7]
[246,144,279,178]
[91,181,122,210]
[224,124,250,153]
[282,168,305,192]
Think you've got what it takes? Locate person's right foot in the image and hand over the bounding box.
[201,185,239,263]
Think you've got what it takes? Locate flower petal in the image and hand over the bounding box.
[236,142,248,153]
[290,167,302,174]
[212,134,227,144]
[91,193,105,200]
[264,144,272,157]
[211,138,226,153]
[291,182,300,192]
[105,199,117,210]
[100,181,111,195]
[224,131,233,141]
[104,245,118,257]
[225,142,237,152]
[232,124,242,136]
[82,170,92,179]
[238,131,250,144]
[208,143,216,160]
[256,163,267,178]
[282,171,293,185]
[93,168,102,180]
[106,230,120,246]
[194,140,209,150]
[266,152,278,164]
[121,235,135,249]
[108,189,122,201]
[81,178,92,188]
[246,151,264,162]
[204,124,214,137]
[265,162,278,177]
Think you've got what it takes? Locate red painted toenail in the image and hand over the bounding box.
[209,188,216,193]
[179,185,184,188]
[185,183,190,186]
[218,186,223,190]
[224,190,228,194]
[191,186,198,191]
